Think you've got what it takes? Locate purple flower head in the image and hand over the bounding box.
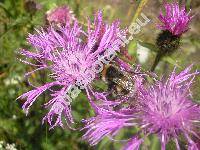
[137,65,200,149]
[46,5,76,25]
[82,66,200,150]
[18,11,125,129]
[158,2,192,36]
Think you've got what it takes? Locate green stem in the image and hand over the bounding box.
[131,0,149,24]
[75,0,80,17]
[151,52,163,72]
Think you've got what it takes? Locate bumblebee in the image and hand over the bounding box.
[102,64,135,98]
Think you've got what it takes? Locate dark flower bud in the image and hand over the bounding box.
[156,30,181,55]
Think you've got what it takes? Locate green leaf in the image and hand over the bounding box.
[128,40,137,56]
[163,57,181,68]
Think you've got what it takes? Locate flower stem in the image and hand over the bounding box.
[131,0,149,24]
[151,52,163,72]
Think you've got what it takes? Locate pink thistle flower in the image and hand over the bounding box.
[46,5,76,25]
[82,66,200,150]
[158,2,192,36]
[18,11,125,129]
[137,65,200,149]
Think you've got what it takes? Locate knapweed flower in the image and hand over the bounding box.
[136,65,200,149]
[18,11,125,129]
[158,2,192,36]
[82,65,200,150]
[152,2,193,71]
[46,5,76,25]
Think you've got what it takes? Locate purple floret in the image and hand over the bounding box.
[158,2,192,36]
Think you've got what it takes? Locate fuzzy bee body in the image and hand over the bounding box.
[102,64,135,98]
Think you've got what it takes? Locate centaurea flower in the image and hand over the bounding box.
[152,2,193,71]
[18,11,125,129]
[82,66,200,150]
[136,65,200,150]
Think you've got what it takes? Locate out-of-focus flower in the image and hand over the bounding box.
[82,66,200,150]
[18,11,125,129]
[46,5,76,25]
[0,141,17,150]
[24,0,42,15]
[4,75,22,86]
[5,143,17,150]
[158,2,192,36]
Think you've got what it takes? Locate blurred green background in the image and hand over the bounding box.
[0,0,199,149]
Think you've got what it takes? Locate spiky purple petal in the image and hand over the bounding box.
[158,2,192,36]
[123,137,143,150]
[82,108,137,146]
